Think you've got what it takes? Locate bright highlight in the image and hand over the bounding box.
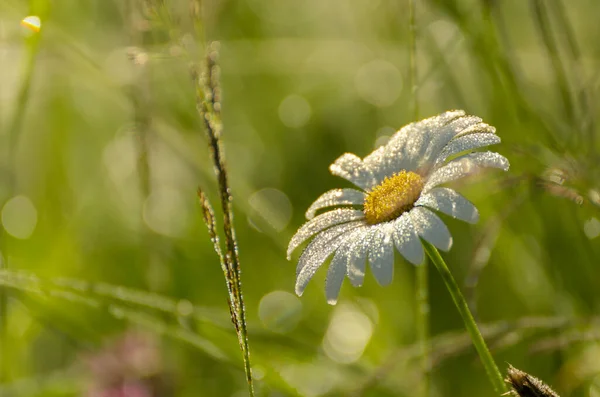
[21,16,41,33]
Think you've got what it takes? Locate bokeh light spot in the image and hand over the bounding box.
[355,60,403,107]
[279,95,312,128]
[143,188,190,237]
[584,217,600,240]
[258,290,302,333]
[248,188,292,232]
[2,195,38,239]
[322,303,373,364]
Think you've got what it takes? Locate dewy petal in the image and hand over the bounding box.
[305,188,365,219]
[346,229,371,287]
[453,122,496,138]
[325,226,369,304]
[329,153,375,190]
[325,248,348,305]
[386,110,466,149]
[392,213,424,265]
[366,112,465,179]
[423,151,510,192]
[368,112,485,183]
[415,187,479,224]
[360,146,388,190]
[437,133,501,165]
[368,224,395,286]
[287,208,364,259]
[295,221,363,296]
[409,207,453,251]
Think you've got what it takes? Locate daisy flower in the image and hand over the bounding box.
[287,110,509,304]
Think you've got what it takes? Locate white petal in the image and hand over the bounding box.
[287,209,364,259]
[437,133,501,165]
[346,229,371,287]
[295,221,363,296]
[387,110,466,149]
[368,112,484,182]
[361,146,389,189]
[392,213,424,265]
[325,227,368,304]
[305,188,365,219]
[410,207,453,251]
[414,115,484,170]
[415,188,479,224]
[329,153,374,190]
[424,151,510,192]
[453,122,496,138]
[368,224,395,286]
[325,249,347,305]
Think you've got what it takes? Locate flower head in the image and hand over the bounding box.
[287,110,509,304]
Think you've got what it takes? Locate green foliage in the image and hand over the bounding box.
[1,0,600,396]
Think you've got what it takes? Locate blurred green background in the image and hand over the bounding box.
[1,0,600,396]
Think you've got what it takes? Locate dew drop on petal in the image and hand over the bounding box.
[1,195,38,239]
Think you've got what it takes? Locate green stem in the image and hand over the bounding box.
[408,2,429,395]
[422,240,507,395]
[416,258,430,397]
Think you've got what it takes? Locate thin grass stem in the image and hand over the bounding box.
[422,240,507,394]
[195,44,255,396]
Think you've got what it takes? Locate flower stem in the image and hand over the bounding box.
[408,2,429,395]
[422,240,507,395]
[416,257,430,397]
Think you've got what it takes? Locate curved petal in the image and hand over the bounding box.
[287,208,364,259]
[368,112,486,183]
[305,188,365,219]
[386,110,466,148]
[453,122,496,138]
[423,151,509,192]
[365,111,466,180]
[329,153,374,190]
[437,133,501,165]
[392,212,424,265]
[346,228,371,287]
[325,249,347,305]
[409,207,453,251]
[415,187,479,224]
[295,221,363,296]
[368,224,395,286]
[325,226,369,304]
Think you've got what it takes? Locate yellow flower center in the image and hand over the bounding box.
[363,171,424,224]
